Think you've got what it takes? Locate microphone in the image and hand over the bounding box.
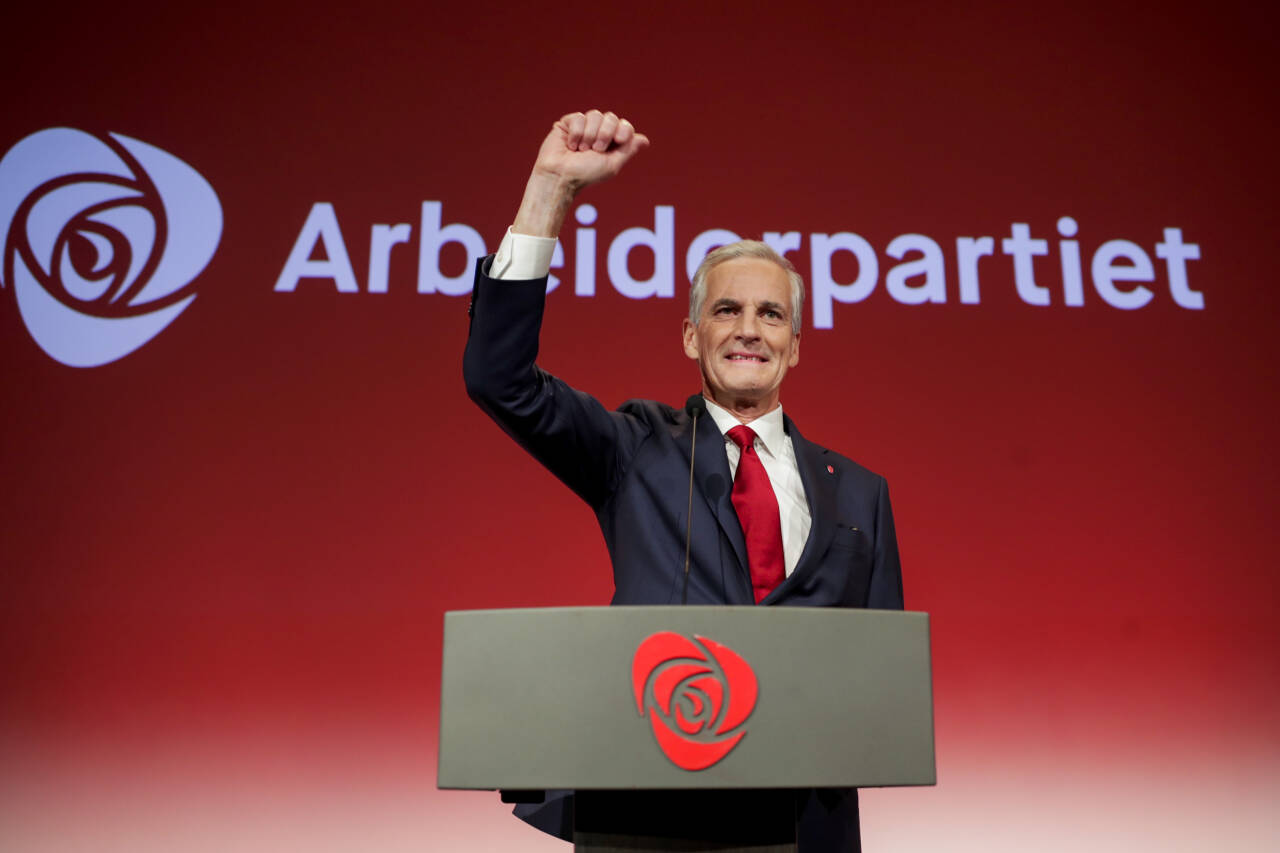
[681,395,706,605]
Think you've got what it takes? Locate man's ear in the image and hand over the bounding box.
[682,318,699,360]
[789,331,800,367]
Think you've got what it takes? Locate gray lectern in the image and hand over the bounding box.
[438,606,934,852]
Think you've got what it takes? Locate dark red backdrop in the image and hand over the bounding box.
[3,2,1277,850]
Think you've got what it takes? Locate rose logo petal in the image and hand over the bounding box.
[0,127,222,367]
[631,632,759,771]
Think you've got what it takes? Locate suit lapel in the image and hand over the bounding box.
[688,410,749,581]
[768,416,839,600]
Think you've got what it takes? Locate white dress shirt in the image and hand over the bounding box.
[701,398,811,577]
[490,227,813,577]
[490,227,557,280]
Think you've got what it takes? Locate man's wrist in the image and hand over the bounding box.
[511,171,577,239]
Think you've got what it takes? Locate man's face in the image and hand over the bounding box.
[682,257,800,415]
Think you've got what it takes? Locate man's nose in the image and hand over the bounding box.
[735,309,761,339]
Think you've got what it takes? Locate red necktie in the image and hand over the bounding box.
[727,425,785,604]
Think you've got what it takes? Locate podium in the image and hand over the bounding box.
[438,606,934,851]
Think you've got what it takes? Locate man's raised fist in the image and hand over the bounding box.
[531,109,650,190]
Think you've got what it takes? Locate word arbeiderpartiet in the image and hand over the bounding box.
[274,202,1202,327]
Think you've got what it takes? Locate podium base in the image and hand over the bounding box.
[574,832,795,852]
[572,790,797,853]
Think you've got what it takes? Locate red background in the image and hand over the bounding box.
[3,2,1277,850]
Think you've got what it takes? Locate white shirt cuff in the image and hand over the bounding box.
[490,227,557,280]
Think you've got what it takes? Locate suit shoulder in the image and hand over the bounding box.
[617,397,683,425]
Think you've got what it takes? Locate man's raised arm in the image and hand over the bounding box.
[463,111,650,507]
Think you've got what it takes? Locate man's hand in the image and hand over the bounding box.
[535,110,650,187]
[513,110,649,239]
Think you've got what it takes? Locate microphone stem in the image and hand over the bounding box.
[682,411,698,605]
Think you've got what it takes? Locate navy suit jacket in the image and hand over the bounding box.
[463,257,904,850]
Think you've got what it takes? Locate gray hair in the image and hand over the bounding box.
[689,240,805,334]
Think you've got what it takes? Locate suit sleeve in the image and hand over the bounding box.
[867,476,905,609]
[462,257,651,509]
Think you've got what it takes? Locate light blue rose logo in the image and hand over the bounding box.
[0,128,222,367]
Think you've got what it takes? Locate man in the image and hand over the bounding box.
[463,110,903,852]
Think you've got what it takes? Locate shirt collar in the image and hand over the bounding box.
[702,397,786,458]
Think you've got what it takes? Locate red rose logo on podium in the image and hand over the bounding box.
[631,632,759,771]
